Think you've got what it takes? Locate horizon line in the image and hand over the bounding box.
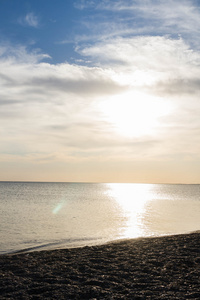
[0,180,199,185]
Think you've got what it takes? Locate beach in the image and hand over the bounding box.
[0,232,200,299]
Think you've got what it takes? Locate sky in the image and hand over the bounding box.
[0,0,200,183]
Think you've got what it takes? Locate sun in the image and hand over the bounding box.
[98,91,172,137]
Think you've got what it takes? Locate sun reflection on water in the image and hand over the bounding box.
[106,183,155,239]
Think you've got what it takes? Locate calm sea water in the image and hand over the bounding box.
[0,182,200,254]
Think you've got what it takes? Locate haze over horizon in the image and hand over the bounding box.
[0,0,200,184]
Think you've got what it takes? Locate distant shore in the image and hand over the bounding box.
[1,232,200,299]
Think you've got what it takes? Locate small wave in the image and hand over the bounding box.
[4,237,105,255]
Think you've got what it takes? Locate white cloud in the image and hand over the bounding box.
[1,1,200,182]
[73,0,200,47]
[1,33,200,176]
[0,44,127,161]
[0,44,50,63]
[18,12,40,28]
[76,36,200,90]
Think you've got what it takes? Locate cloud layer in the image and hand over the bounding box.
[1,0,200,182]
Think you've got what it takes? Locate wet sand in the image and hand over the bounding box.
[1,232,200,299]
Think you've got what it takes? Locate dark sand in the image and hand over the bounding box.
[1,233,200,299]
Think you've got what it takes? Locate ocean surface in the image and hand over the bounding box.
[0,182,200,254]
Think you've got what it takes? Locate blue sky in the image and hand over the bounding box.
[1,0,199,64]
[0,0,82,63]
[1,0,200,183]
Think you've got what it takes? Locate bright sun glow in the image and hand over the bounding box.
[99,91,172,137]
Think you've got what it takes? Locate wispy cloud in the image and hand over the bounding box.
[18,12,40,28]
[0,43,50,63]
[73,0,200,47]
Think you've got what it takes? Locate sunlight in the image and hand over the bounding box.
[99,91,172,137]
[106,183,154,238]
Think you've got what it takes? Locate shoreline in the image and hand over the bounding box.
[3,230,200,256]
[1,232,200,299]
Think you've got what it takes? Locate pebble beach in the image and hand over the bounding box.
[1,232,200,299]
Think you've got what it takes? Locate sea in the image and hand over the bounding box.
[0,182,200,254]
